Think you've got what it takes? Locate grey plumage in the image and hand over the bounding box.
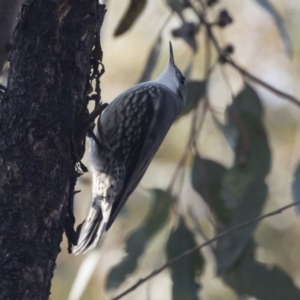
[73,42,186,254]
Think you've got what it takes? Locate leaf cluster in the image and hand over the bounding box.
[71,1,300,299]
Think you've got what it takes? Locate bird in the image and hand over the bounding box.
[73,42,186,254]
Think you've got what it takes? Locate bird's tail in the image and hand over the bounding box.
[73,202,112,255]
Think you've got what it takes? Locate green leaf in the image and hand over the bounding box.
[144,189,173,238]
[166,218,204,300]
[106,229,147,290]
[292,162,300,214]
[180,81,206,117]
[213,114,238,150]
[191,155,229,223]
[217,84,265,151]
[106,189,172,290]
[138,36,162,83]
[232,84,263,117]
[114,0,147,37]
[255,0,292,56]
[226,84,271,180]
[224,242,300,299]
[166,0,186,14]
[217,180,267,274]
[216,84,271,274]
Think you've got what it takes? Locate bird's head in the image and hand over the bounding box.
[155,42,186,105]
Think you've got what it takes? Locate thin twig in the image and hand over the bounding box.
[187,0,300,109]
[208,25,300,107]
[111,201,300,300]
[168,7,213,195]
[191,22,211,151]
[226,59,300,108]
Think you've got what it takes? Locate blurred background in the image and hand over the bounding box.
[50,0,300,299]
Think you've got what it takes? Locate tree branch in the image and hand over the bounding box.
[111,201,300,300]
[225,59,300,108]
[187,0,300,108]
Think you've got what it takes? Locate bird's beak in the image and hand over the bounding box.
[169,41,175,66]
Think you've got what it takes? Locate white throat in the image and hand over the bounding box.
[154,65,179,94]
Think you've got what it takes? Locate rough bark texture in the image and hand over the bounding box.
[0,0,106,299]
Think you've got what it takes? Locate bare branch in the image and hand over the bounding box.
[111,201,300,300]
[187,0,300,108]
[226,59,300,108]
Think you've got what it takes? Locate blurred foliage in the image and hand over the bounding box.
[66,0,300,300]
[166,0,187,15]
[192,84,271,278]
[181,80,206,116]
[106,189,172,290]
[192,157,229,223]
[166,217,204,300]
[114,0,147,36]
[224,242,300,300]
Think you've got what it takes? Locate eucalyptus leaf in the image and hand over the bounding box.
[191,156,229,223]
[167,0,186,14]
[180,80,206,117]
[232,84,263,117]
[217,84,265,151]
[106,189,172,290]
[226,84,271,179]
[144,189,173,238]
[106,229,147,290]
[217,180,267,274]
[213,114,238,150]
[224,242,300,299]
[114,0,147,37]
[166,218,204,300]
[216,84,270,274]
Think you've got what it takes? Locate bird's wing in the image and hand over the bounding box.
[103,84,180,230]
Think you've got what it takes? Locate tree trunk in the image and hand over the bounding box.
[0,1,106,299]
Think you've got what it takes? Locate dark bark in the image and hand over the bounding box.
[0,1,106,299]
